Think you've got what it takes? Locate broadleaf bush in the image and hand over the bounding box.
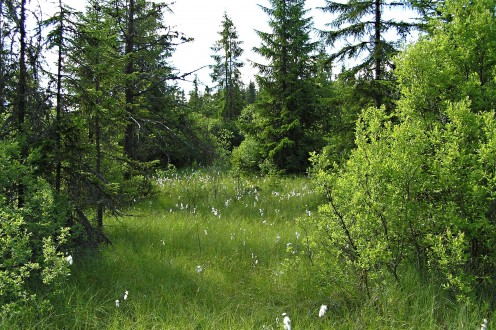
[0,141,72,318]
[310,100,496,299]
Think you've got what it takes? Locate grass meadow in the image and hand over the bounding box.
[5,169,491,329]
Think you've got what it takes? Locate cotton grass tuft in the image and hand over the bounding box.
[282,313,291,330]
[319,304,327,317]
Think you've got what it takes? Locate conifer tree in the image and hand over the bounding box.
[62,0,125,231]
[117,0,180,163]
[245,81,257,104]
[319,0,422,107]
[210,12,245,121]
[44,0,79,194]
[252,0,320,173]
[16,0,27,207]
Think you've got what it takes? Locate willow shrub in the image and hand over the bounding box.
[310,100,496,300]
[0,141,72,319]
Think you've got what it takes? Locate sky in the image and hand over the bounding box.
[168,0,327,94]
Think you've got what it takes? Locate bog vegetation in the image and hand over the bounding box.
[1,0,496,328]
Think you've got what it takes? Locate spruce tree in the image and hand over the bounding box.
[43,0,79,194]
[252,0,320,173]
[245,81,257,104]
[108,0,201,168]
[319,0,422,107]
[210,12,245,121]
[65,0,125,230]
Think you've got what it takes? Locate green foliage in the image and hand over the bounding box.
[0,141,72,318]
[311,100,496,299]
[231,137,263,174]
[315,75,366,165]
[311,0,496,301]
[249,0,322,173]
[396,0,496,116]
[319,0,422,107]
[0,210,39,316]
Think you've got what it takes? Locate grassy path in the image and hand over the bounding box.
[49,170,326,329]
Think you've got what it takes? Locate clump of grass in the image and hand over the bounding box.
[9,169,491,329]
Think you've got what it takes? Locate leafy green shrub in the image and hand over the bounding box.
[310,0,496,301]
[0,141,72,318]
[311,101,496,299]
[231,137,263,174]
[396,0,496,116]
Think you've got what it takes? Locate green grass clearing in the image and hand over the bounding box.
[4,169,491,329]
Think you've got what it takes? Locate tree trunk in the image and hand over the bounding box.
[374,0,382,108]
[55,0,64,193]
[0,0,5,114]
[17,0,27,208]
[95,92,103,228]
[94,6,104,229]
[123,0,136,161]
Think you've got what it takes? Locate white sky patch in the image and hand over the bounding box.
[169,0,327,93]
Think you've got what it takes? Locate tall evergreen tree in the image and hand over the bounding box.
[319,0,422,107]
[0,0,16,117]
[252,0,320,173]
[61,0,125,232]
[244,80,257,104]
[210,12,245,121]
[43,0,78,194]
[117,0,180,163]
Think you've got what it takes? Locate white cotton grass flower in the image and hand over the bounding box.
[319,304,328,318]
[251,253,259,267]
[282,313,291,330]
[211,207,220,218]
[124,290,129,301]
[481,318,489,330]
[115,299,120,307]
[66,255,73,266]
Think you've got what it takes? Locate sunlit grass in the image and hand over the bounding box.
[5,168,490,329]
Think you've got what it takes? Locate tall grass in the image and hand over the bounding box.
[2,169,491,329]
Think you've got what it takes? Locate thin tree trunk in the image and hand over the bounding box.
[17,0,27,208]
[374,0,382,108]
[95,90,103,228]
[224,48,229,119]
[55,0,64,193]
[123,0,136,162]
[0,0,5,113]
[94,7,104,228]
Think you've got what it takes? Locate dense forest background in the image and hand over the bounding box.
[1,0,496,324]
